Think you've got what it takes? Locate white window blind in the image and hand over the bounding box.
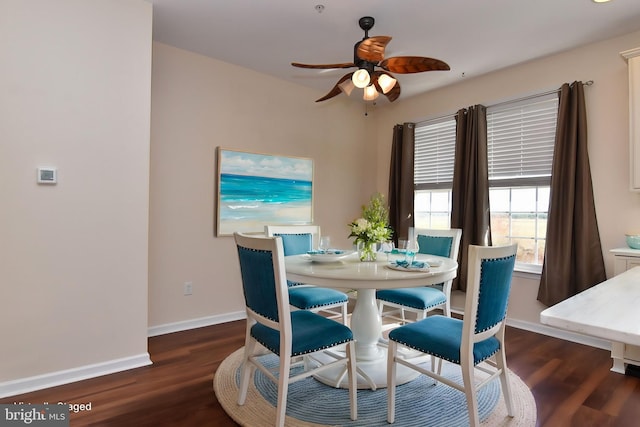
[487,94,558,186]
[414,117,456,189]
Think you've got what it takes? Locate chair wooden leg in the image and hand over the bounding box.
[442,280,453,318]
[275,355,292,427]
[387,341,397,424]
[342,302,348,325]
[461,361,480,427]
[237,339,257,405]
[429,355,444,374]
[496,349,515,416]
[346,342,358,420]
[444,299,451,317]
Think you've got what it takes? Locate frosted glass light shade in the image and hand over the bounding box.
[352,69,370,88]
[378,74,397,94]
[363,85,379,101]
[338,79,355,96]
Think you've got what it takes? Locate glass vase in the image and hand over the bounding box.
[358,241,377,262]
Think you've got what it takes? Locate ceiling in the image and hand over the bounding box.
[148,0,640,103]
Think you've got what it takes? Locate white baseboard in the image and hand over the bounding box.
[0,312,247,399]
[506,317,611,351]
[147,311,246,337]
[0,353,152,399]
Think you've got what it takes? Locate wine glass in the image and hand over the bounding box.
[319,236,331,253]
[381,240,395,261]
[404,238,419,265]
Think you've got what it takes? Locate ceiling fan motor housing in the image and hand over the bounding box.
[353,42,376,71]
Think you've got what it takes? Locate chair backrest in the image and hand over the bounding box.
[463,244,517,342]
[411,228,462,261]
[234,232,291,333]
[265,225,321,256]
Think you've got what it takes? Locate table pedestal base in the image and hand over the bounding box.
[309,288,430,389]
[311,350,421,390]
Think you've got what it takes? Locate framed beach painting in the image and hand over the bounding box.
[216,148,314,236]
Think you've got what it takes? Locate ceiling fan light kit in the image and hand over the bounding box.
[363,84,379,101]
[377,74,397,94]
[338,79,355,96]
[292,16,450,103]
[352,68,371,88]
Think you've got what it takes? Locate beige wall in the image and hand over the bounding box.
[149,43,376,328]
[373,29,640,328]
[0,0,152,389]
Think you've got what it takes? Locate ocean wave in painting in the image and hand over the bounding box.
[218,173,312,233]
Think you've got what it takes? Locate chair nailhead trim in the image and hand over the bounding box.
[303,302,347,309]
[476,254,515,333]
[390,339,499,365]
[254,337,353,357]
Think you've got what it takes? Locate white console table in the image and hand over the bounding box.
[610,247,640,275]
[540,267,640,374]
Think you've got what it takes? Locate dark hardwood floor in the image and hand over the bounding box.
[3,320,640,426]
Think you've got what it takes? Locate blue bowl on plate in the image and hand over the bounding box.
[626,234,640,249]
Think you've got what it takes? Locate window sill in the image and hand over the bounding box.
[513,263,542,279]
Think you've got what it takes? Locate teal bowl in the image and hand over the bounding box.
[626,234,640,249]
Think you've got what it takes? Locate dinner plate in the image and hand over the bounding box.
[305,251,353,263]
[386,262,430,272]
[424,259,443,267]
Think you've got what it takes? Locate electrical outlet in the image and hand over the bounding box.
[183,282,193,296]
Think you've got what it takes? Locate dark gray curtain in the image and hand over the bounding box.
[538,82,606,306]
[451,105,491,292]
[388,123,415,242]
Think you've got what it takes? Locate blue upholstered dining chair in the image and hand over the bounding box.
[387,244,518,427]
[234,232,357,427]
[377,228,462,323]
[265,225,349,324]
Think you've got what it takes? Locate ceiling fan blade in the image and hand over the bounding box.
[379,56,450,74]
[384,82,401,102]
[315,73,354,102]
[291,62,355,70]
[357,36,392,63]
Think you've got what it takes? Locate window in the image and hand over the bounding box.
[414,117,456,230]
[413,93,558,272]
[489,187,549,266]
[414,189,452,229]
[487,94,558,271]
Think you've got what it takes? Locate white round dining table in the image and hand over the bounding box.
[284,252,458,389]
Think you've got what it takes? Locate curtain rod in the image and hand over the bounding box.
[416,80,594,126]
[489,80,593,109]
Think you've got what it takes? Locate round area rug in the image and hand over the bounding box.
[214,348,536,427]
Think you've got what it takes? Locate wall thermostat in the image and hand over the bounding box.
[37,167,57,184]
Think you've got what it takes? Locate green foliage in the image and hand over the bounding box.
[361,193,389,226]
[348,193,393,244]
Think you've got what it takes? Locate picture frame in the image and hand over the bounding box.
[216,148,314,236]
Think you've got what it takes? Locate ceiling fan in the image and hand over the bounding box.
[292,16,450,103]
